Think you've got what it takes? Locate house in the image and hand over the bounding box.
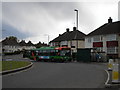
[85,17,120,58]
[19,40,36,51]
[2,36,36,53]
[19,40,27,50]
[2,36,20,52]
[35,41,48,48]
[50,27,86,52]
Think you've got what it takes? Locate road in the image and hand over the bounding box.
[2,54,30,61]
[2,54,108,88]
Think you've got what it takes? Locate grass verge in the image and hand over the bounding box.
[0,61,31,72]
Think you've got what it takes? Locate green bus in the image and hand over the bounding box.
[24,46,72,62]
[23,50,31,58]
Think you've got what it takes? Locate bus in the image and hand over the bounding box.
[24,46,72,62]
[23,49,31,58]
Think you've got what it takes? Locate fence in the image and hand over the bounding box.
[91,52,107,62]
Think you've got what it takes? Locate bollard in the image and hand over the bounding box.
[112,63,120,83]
[108,59,113,71]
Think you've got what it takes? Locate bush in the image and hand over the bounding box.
[4,51,21,55]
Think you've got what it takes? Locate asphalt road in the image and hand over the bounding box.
[2,54,108,88]
[2,54,30,61]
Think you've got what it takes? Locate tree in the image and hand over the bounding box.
[8,36,17,41]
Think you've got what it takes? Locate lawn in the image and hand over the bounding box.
[0,61,31,72]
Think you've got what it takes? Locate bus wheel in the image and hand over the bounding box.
[51,58,54,62]
[64,60,67,63]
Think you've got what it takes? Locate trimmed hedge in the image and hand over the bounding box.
[4,51,21,55]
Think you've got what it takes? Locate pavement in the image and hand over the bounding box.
[105,68,120,88]
[105,71,120,88]
[2,54,30,61]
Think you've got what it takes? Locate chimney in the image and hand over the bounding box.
[66,28,70,32]
[108,17,112,23]
[59,34,61,36]
[73,27,76,31]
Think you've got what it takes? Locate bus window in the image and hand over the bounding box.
[50,50,56,56]
[60,50,71,56]
[42,50,50,56]
[65,50,71,56]
[38,50,42,55]
[57,52,60,56]
[45,52,49,56]
[35,50,39,55]
[56,50,58,52]
[60,51,66,56]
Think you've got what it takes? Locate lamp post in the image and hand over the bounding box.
[74,9,78,30]
[44,34,49,45]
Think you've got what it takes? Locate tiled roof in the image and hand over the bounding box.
[26,41,34,46]
[2,37,35,46]
[35,42,47,48]
[51,29,86,42]
[19,40,27,46]
[2,37,19,46]
[87,21,120,36]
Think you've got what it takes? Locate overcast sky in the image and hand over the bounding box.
[2,0,119,44]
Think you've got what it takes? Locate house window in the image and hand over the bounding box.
[93,42,103,47]
[106,34,116,41]
[71,46,75,48]
[94,47,103,52]
[106,41,118,47]
[71,41,76,46]
[60,41,68,45]
[93,36,101,42]
[101,36,103,41]
[62,45,68,47]
[107,47,118,54]
[88,38,91,43]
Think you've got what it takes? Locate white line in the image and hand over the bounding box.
[105,70,111,86]
[5,59,13,61]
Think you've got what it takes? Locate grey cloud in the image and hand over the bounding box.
[2,2,118,43]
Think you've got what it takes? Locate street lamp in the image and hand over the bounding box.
[74,9,78,30]
[44,34,49,45]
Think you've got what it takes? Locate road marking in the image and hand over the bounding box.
[105,70,111,86]
[5,59,13,61]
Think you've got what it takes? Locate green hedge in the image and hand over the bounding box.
[4,51,21,55]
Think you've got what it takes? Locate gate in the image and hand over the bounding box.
[76,48,91,62]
